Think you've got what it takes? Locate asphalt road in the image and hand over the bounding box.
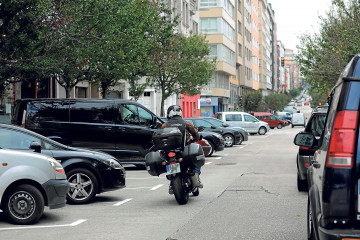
[0,105,312,240]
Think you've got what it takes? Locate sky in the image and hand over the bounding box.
[268,0,333,52]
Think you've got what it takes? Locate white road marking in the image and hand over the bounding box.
[127,177,165,180]
[0,219,87,231]
[113,198,132,206]
[215,157,222,160]
[205,162,212,165]
[150,184,163,190]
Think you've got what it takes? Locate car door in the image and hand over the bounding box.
[113,103,158,161]
[67,101,117,156]
[243,114,259,132]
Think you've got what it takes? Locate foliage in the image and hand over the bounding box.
[264,93,290,112]
[296,0,360,94]
[149,18,216,116]
[308,88,329,108]
[289,89,300,98]
[244,90,263,112]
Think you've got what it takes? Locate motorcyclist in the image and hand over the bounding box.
[161,105,203,193]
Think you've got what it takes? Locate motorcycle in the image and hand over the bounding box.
[145,127,205,205]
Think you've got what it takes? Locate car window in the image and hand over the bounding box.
[255,116,262,120]
[310,115,326,137]
[225,114,233,121]
[263,115,270,120]
[244,115,258,122]
[206,118,222,127]
[138,106,153,126]
[270,115,277,120]
[194,119,213,128]
[185,119,194,125]
[120,104,140,125]
[70,101,114,124]
[233,114,242,121]
[215,113,221,120]
[0,128,41,149]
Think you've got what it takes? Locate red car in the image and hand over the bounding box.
[196,139,211,157]
[250,112,287,129]
[304,101,310,105]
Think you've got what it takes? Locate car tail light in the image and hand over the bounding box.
[326,110,359,168]
[168,152,176,158]
[300,146,309,150]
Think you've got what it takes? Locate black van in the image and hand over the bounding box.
[12,99,163,165]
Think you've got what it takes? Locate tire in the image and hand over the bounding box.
[3,184,44,224]
[270,127,275,129]
[206,140,215,157]
[277,124,283,129]
[223,134,234,147]
[258,127,267,135]
[236,134,244,145]
[297,174,308,192]
[172,175,189,205]
[307,197,317,240]
[66,168,98,204]
[292,124,294,128]
[192,188,199,196]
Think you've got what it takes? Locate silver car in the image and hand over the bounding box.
[214,112,270,135]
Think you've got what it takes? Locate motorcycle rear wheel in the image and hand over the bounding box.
[172,176,189,205]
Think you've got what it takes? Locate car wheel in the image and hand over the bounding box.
[307,197,317,240]
[3,184,44,224]
[297,174,308,192]
[270,127,275,129]
[205,140,215,157]
[258,127,266,135]
[292,124,294,128]
[236,134,244,145]
[277,124,283,129]
[223,134,234,147]
[66,168,98,204]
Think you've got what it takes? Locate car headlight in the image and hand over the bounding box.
[103,158,122,169]
[48,159,65,174]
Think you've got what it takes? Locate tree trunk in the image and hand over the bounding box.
[160,96,165,117]
[65,87,71,98]
[101,85,108,99]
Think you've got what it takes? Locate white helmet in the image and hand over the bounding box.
[167,105,183,119]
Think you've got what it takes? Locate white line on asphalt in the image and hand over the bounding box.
[223,153,229,156]
[125,187,153,190]
[150,184,163,190]
[215,157,222,159]
[0,219,87,231]
[113,198,132,206]
[127,177,165,180]
[205,162,212,165]
[239,147,244,149]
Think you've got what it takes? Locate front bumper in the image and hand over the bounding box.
[99,166,126,192]
[42,179,69,209]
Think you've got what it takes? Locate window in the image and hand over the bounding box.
[244,115,258,122]
[200,18,218,33]
[194,119,213,128]
[70,102,114,124]
[200,0,217,7]
[255,116,262,120]
[263,115,270,120]
[237,0,241,12]
[120,104,139,125]
[201,18,234,42]
[138,106,153,126]
[238,21,242,34]
[144,92,151,97]
[0,128,41,149]
[238,43,242,57]
[270,115,277,120]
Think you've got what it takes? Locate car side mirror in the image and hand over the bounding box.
[211,125,216,129]
[223,123,230,127]
[197,126,205,132]
[293,132,315,147]
[30,141,42,153]
[297,110,300,113]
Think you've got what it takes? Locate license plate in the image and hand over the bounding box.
[166,163,180,175]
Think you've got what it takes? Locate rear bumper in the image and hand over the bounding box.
[319,226,360,240]
[298,154,312,180]
[42,179,69,209]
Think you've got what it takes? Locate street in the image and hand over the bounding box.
[0,106,312,240]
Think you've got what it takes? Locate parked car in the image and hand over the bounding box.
[0,148,69,224]
[295,111,327,191]
[291,113,306,128]
[184,117,241,147]
[276,111,292,124]
[250,112,287,129]
[294,53,360,239]
[160,117,225,157]
[284,106,299,114]
[197,117,248,145]
[0,123,126,204]
[11,99,164,166]
[214,112,270,135]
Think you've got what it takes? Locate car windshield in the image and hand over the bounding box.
[205,118,223,127]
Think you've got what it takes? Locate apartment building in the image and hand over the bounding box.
[199,0,236,116]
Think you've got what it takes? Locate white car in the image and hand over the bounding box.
[214,112,270,135]
[292,113,306,127]
[0,148,69,224]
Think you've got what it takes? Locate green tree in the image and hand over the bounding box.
[265,93,290,112]
[289,89,300,98]
[296,0,360,94]
[149,31,216,116]
[244,90,263,112]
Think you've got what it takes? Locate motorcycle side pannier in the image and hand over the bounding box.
[183,143,205,168]
[145,151,166,176]
[152,127,184,150]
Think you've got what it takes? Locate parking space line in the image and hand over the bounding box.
[205,162,212,165]
[150,184,163,190]
[215,157,222,160]
[113,198,132,206]
[0,219,87,231]
[127,177,165,180]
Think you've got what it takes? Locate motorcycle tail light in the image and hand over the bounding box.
[168,152,176,157]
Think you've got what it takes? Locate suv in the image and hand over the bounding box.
[214,112,270,135]
[250,112,287,129]
[11,99,163,165]
[295,111,327,191]
[0,148,69,224]
[294,54,360,239]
